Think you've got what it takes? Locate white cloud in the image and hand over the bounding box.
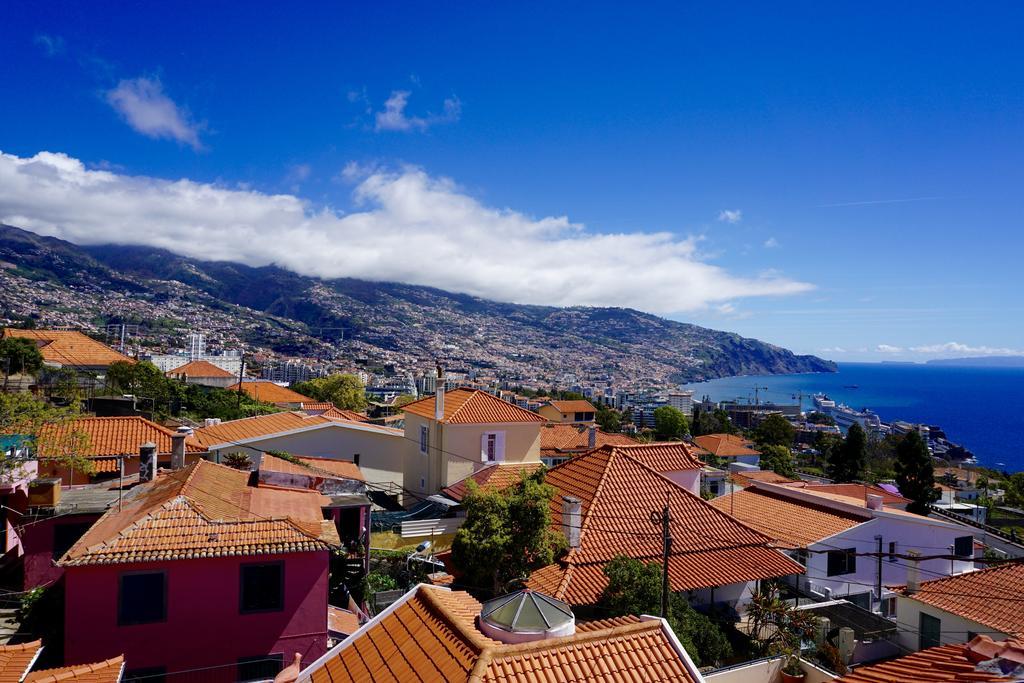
[820,346,847,354]
[374,90,461,132]
[876,344,903,353]
[34,34,65,56]
[908,342,1024,357]
[105,78,204,149]
[717,209,742,224]
[0,150,814,314]
[763,237,779,248]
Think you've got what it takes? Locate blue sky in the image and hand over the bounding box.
[2,2,1023,361]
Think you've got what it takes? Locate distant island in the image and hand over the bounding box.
[926,356,1024,368]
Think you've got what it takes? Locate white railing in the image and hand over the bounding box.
[400,517,464,538]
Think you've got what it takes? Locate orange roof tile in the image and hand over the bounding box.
[37,416,206,459]
[192,411,400,448]
[164,359,235,378]
[259,453,364,483]
[836,641,1018,682]
[539,424,638,455]
[297,456,365,482]
[25,656,125,683]
[692,434,761,458]
[544,400,598,414]
[304,584,700,683]
[441,463,545,502]
[300,403,368,421]
[606,443,703,473]
[0,640,42,683]
[525,445,804,604]
[898,562,1024,637]
[2,328,133,368]
[225,381,314,404]
[402,389,547,424]
[327,606,361,636]
[783,482,909,505]
[60,460,338,566]
[732,470,798,486]
[709,487,867,548]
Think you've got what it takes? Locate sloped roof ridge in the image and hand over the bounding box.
[418,583,496,654]
[743,485,873,522]
[24,655,125,683]
[575,447,619,545]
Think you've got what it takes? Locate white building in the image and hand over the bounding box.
[667,390,694,414]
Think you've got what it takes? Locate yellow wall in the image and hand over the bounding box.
[537,405,570,423]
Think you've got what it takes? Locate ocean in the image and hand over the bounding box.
[684,363,1024,473]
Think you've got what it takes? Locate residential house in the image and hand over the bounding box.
[59,459,340,681]
[36,416,206,486]
[0,641,125,683]
[2,328,133,373]
[538,422,637,466]
[400,387,547,500]
[298,403,368,422]
[0,439,37,559]
[711,482,977,612]
[225,380,314,408]
[893,561,1024,652]
[525,445,804,611]
[692,434,761,467]
[536,399,597,424]
[835,635,1024,682]
[192,412,404,506]
[601,442,704,495]
[289,584,704,682]
[441,461,545,503]
[164,359,237,388]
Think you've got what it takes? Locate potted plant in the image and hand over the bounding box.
[780,652,805,683]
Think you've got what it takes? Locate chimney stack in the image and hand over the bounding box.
[562,496,581,548]
[906,550,921,594]
[866,494,883,511]
[435,364,446,421]
[170,433,187,470]
[587,425,597,449]
[139,442,158,483]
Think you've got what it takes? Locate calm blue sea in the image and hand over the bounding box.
[684,363,1024,473]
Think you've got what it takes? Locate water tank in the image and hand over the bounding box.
[478,590,575,644]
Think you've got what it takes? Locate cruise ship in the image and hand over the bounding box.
[812,394,883,432]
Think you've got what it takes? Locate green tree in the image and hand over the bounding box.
[0,337,44,376]
[223,452,252,470]
[712,408,735,434]
[806,411,835,426]
[451,470,566,596]
[653,406,689,440]
[754,413,795,448]
[0,392,94,478]
[759,444,795,477]
[292,373,367,411]
[595,404,621,433]
[895,430,939,515]
[745,586,819,656]
[827,423,867,483]
[598,556,733,667]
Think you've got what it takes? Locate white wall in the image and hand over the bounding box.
[895,595,1006,652]
[801,516,976,607]
[665,470,700,496]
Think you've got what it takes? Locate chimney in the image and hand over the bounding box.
[139,442,158,483]
[170,433,187,470]
[866,494,883,511]
[562,496,581,548]
[587,425,597,449]
[906,550,921,594]
[435,364,445,421]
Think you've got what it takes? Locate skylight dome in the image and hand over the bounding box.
[478,589,575,643]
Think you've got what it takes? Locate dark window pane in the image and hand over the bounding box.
[53,522,94,560]
[238,655,284,682]
[826,548,856,576]
[119,572,166,625]
[954,535,973,558]
[919,612,941,650]
[240,563,283,613]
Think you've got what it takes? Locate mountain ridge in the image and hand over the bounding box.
[0,224,835,385]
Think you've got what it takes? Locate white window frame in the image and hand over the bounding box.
[480,431,506,462]
[419,425,429,455]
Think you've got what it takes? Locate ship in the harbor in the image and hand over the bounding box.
[812,394,883,432]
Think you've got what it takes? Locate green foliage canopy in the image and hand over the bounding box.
[292,373,367,411]
[653,405,689,440]
[894,430,939,515]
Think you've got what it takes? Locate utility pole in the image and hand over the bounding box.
[649,492,672,618]
[236,354,246,409]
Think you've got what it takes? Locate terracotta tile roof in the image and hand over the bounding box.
[164,359,235,378]
[303,584,700,683]
[192,411,400,448]
[525,445,804,604]
[60,460,338,566]
[544,400,598,414]
[25,656,125,683]
[783,482,909,505]
[225,381,314,404]
[441,463,545,502]
[605,443,703,473]
[37,416,206,458]
[402,388,547,424]
[732,470,797,486]
[259,453,364,483]
[327,606,361,637]
[898,562,1024,637]
[692,434,761,458]
[297,456,365,482]
[0,640,42,683]
[709,487,867,549]
[835,640,1020,682]
[300,403,369,422]
[2,329,133,368]
[539,424,638,455]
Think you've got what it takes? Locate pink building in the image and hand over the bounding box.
[59,460,340,682]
